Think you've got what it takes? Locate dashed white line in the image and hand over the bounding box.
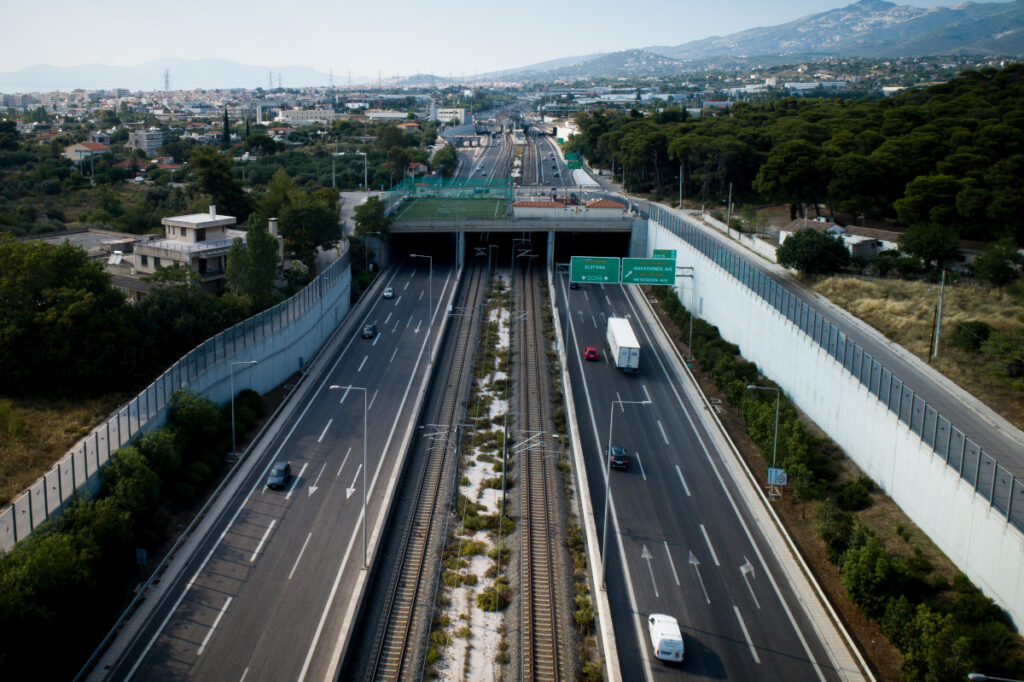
[197,597,232,656]
[336,446,352,477]
[285,462,307,500]
[317,419,333,443]
[664,541,680,585]
[384,312,392,325]
[700,524,720,566]
[656,420,670,445]
[250,519,276,562]
[592,316,597,328]
[734,606,761,663]
[372,333,381,347]
[289,532,313,580]
[369,389,378,411]
[418,290,424,301]
[394,295,402,306]
[635,451,647,480]
[675,465,691,496]
[357,355,367,372]
[642,384,652,403]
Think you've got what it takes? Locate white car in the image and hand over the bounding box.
[383,287,394,299]
[648,614,684,662]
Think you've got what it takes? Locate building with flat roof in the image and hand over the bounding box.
[126,127,164,156]
[134,205,246,290]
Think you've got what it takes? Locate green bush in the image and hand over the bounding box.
[836,478,873,511]
[476,581,511,612]
[950,321,993,353]
[817,499,855,564]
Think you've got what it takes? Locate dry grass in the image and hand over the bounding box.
[813,275,1024,431]
[0,395,124,506]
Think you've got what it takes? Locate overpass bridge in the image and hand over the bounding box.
[390,215,638,233]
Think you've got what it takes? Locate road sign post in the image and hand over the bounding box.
[570,256,620,283]
[621,258,676,285]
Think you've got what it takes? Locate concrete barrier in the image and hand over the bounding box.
[646,208,1024,627]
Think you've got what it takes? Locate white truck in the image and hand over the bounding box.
[606,317,640,373]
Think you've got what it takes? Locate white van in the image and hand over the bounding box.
[648,613,684,662]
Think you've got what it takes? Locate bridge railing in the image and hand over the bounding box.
[649,203,1024,531]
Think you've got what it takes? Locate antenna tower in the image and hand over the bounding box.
[268,70,273,89]
[163,68,170,92]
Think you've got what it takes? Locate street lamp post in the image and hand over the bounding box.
[746,385,781,473]
[230,361,259,457]
[330,384,369,569]
[601,399,650,589]
[410,254,433,352]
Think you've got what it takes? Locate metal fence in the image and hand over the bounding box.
[649,204,1024,531]
[0,251,351,551]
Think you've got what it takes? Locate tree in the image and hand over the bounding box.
[0,119,18,151]
[188,145,251,220]
[971,237,1023,286]
[433,144,457,176]
[840,535,896,617]
[753,139,829,218]
[353,196,392,237]
[225,224,280,310]
[135,278,221,368]
[279,196,339,269]
[776,228,850,275]
[898,222,958,269]
[221,107,230,150]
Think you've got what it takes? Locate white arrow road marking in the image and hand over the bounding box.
[740,556,760,609]
[689,550,710,604]
[317,419,332,443]
[250,520,276,562]
[675,465,691,496]
[664,541,679,585]
[308,462,326,496]
[197,597,232,655]
[346,463,362,499]
[734,606,761,663]
[414,320,422,334]
[641,545,658,598]
[285,462,307,500]
[336,446,352,477]
[289,532,313,580]
[700,524,719,566]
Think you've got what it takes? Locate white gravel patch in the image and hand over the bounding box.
[488,398,508,420]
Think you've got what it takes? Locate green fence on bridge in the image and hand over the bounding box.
[386,176,514,220]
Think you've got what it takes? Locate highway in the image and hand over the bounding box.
[554,273,861,680]
[97,256,457,681]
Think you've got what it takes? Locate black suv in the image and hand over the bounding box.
[266,461,292,490]
[609,446,629,470]
[362,323,376,339]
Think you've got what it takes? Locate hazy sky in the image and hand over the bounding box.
[1,0,982,78]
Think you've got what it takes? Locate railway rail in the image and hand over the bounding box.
[365,262,486,680]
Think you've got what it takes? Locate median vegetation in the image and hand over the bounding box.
[650,285,1024,680]
[0,388,263,680]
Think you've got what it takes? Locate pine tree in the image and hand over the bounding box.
[221,107,230,149]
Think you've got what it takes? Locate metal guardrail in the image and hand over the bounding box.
[650,203,1024,532]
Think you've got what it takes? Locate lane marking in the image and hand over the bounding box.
[605,295,612,306]
[372,333,381,347]
[406,315,413,328]
[357,356,367,372]
[308,462,326,496]
[240,667,249,681]
[285,462,308,500]
[289,532,313,580]
[592,316,597,328]
[369,389,378,411]
[675,465,691,496]
[336,446,352,477]
[394,296,402,306]
[250,520,276,562]
[418,290,424,301]
[384,312,392,325]
[197,597,232,656]
[664,541,680,585]
[642,384,652,403]
[337,386,351,404]
[390,346,398,364]
[403,280,410,290]
[700,524,720,566]
[317,419,332,443]
[635,451,647,481]
[734,606,761,664]
[656,420,670,445]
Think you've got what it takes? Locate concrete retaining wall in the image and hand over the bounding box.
[646,206,1024,627]
[0,252,352,552]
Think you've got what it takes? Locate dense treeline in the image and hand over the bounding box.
[566,64,1024,246]
[652,286,1024,680]
[0,388,264,680]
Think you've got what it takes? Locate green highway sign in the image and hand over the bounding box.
[653,249,677,260]
[621,258,676,285]
[570,256,620,283]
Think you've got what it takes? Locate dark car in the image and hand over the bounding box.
[266,461,292,489]
[362,323,376,339]
[584,346,599,361]
[569,281,579,290]
[609,446,629,470]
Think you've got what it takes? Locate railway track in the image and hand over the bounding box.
[514,261,570,681]
[365,262,486,681]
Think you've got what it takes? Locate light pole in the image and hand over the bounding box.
[601,399,650,589]
[230,361,258,457]
[746,385,781,473]
[330,384,368,569]
[410,253,433,350]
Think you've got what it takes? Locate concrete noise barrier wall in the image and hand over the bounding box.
[647,204,1024,627]
[0,252,352,552]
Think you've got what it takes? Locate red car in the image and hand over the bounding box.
[584,346,599,361]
